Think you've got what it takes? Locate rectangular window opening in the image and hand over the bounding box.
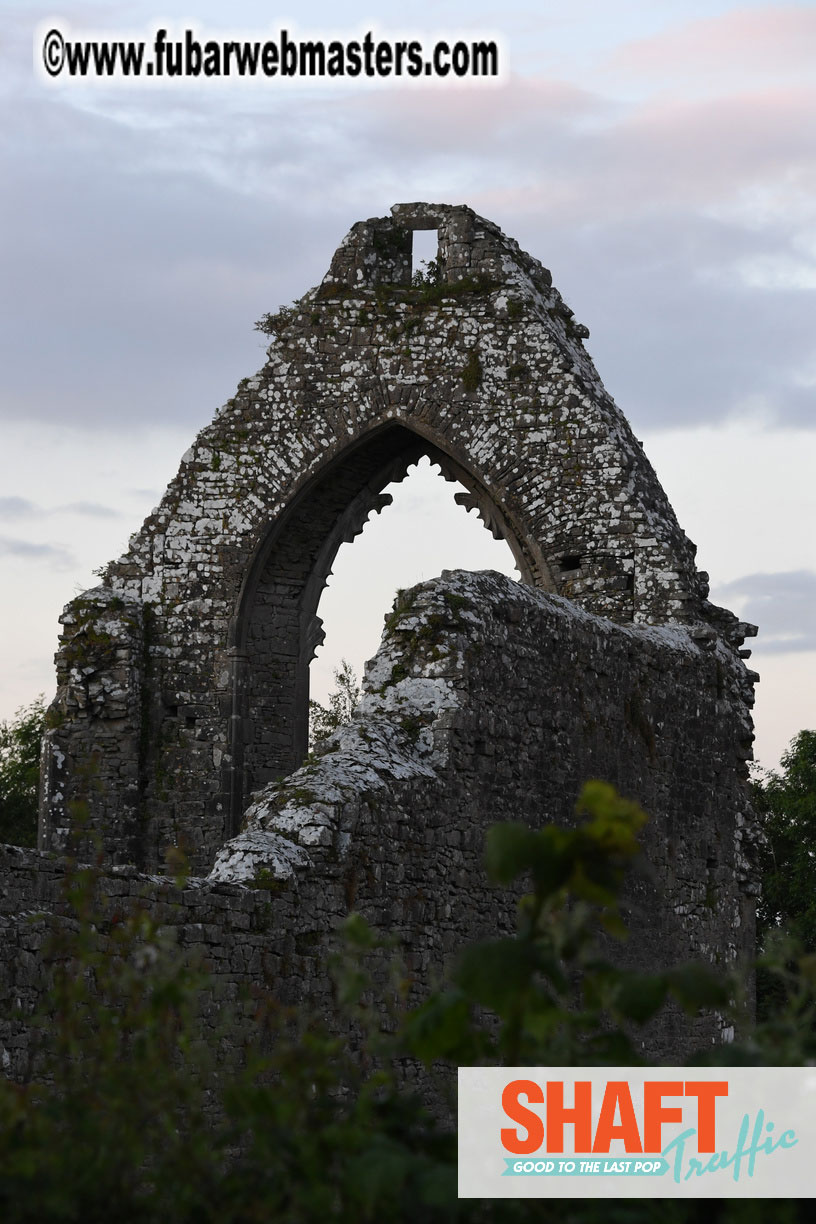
[411,228,440,284]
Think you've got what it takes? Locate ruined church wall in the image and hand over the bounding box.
[40,203,741,877]
[5,571,758,1072]
[216,571,758,1004]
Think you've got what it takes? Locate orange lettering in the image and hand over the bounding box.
[593,1080,643,1153]
[546,1080,592,1152]
[684,1081,728,1152]
[501,1079,545,1154]
[644,1081,684,1152]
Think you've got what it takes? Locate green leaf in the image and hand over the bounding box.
[400,990,482,1063]
[599,910,629,940]
[341,912,379,948]
[667,963,730,1012]
[613,972,669,1024]
[455,938,539,1011]
[484,822,541,885]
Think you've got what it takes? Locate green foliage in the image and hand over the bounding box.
[411,257,443,288]
[0,863,211,1222]
[0,859,454,1223]
[2,780,815,1220]
[309,659,360,750]
[747,932,816,1064]
[0,696,45,847]
[752,731,816,1020]
[754,731,816,948]
[246,866,286,892]
[402,783,729,1070]
[254,302,298,337]
[394,271,496,311]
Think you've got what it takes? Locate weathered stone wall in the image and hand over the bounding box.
[6,202,761,1070]
[38,202,756,877]
[211,570,759,1007]
[0,845,310,1084]
[4,571,761,1071]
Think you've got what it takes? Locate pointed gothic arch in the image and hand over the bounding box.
[226,418,553,830]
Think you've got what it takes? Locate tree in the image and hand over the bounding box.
[752,731,816,1025]
[753,730,816,951]
[309,660,360,749]
[411,257,443,287]
[0,696,45,847]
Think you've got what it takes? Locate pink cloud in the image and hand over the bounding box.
[344,74,816,227]
[605,86,816,196]
[610,4,816,81]
[346,74,603,154]
[465,83,816,239]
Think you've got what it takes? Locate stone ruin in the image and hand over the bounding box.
[1,203,762,1066]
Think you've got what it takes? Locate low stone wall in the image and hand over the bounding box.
[0,844,329,1084]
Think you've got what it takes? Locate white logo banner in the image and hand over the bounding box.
[458,1067,816,1198]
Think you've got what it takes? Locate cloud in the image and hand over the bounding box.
[497,208,816,431]
[0,496,120,520]
[59,501,121,518]
[2,10,814,438]
[609,5,816,87]
[2,92,352,431]
[0,497,38,519]
[355,75,602,154]
[469,85,816,227]
[0,537,75,567]
[715,570,816,653]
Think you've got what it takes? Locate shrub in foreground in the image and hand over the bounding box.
[0,783,811,1222]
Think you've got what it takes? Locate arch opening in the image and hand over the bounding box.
[228,421,550,833]
[309,454,520,738]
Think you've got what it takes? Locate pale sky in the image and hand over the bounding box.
[1,0,815,772]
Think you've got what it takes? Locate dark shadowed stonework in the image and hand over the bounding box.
[2,204,761,1066]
